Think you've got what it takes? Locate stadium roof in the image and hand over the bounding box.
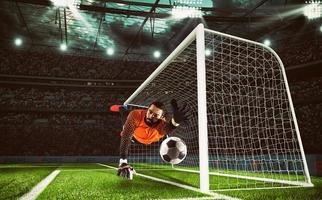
[0,0,320,60]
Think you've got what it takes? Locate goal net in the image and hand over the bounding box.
[123,24,313,192]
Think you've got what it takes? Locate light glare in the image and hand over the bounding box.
[205,49,211,56]
[303,3,322,19]
[171,6,202,18]
[153,51,161,58]
[107,48,114,55]
[14,38,22,46]
[60,43,67,51]
[51,0,73,7]
[263,39,271,46]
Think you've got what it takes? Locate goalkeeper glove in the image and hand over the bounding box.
[170,99,190,126]
[117,160,135,180]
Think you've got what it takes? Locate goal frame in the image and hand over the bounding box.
[124,24,313,193]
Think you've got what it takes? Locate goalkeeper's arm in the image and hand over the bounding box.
[118,111,138,180]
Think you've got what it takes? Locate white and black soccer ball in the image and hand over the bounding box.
[159,137,187,165]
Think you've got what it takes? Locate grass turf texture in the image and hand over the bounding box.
[1,163,321,200]
[221,176,322,200]
[37,164,208,200]
[135,167,321,199]
[0,165,58,200]
[137,169,285,190]
[131,163,308,190]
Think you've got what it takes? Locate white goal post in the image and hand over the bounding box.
[124,24,313,192]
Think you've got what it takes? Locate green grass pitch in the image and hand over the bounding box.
[0,163,321,200]
[0,165,58,199]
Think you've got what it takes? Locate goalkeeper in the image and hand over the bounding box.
[115,99,189,180]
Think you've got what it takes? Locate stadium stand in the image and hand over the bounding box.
[0,40,321,156]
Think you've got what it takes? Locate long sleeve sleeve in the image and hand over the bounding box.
[119,111,139,159]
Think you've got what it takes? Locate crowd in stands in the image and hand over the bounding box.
[0,38,322,81]
[277,39,322,67]
[0,39,321,156]
[0,76,321,155]
[294,103,322,154]
[0,87,131,111]
[289,76,322,101]
[0,103,320,155]
[0,112,121,156]
[0,112,115,126]
[0,48,156,80]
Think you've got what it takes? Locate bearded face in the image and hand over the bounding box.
[145,104,164,127]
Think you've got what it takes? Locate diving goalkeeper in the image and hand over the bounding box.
[116,99,189,180]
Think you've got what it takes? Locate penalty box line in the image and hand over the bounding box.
[20,169,60,200]
[97,163,240,200]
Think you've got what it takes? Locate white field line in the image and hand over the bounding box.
[20,170,60,200]
[174,168,313,187]
[212,185,312,192]
[97,163,240,200]
[157,197,229,200]
[60,169,115,172]
[128,168,175,171]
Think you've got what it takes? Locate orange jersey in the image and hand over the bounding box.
[121,109,167,144]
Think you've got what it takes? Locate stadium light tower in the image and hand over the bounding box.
[14,38,22,46]
[171,6,202,18]
[51,0,72,7]
[303,1,322,19]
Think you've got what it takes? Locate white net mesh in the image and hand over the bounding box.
[124,26,311,191]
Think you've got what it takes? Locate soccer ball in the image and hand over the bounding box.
[160,137,187,165]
